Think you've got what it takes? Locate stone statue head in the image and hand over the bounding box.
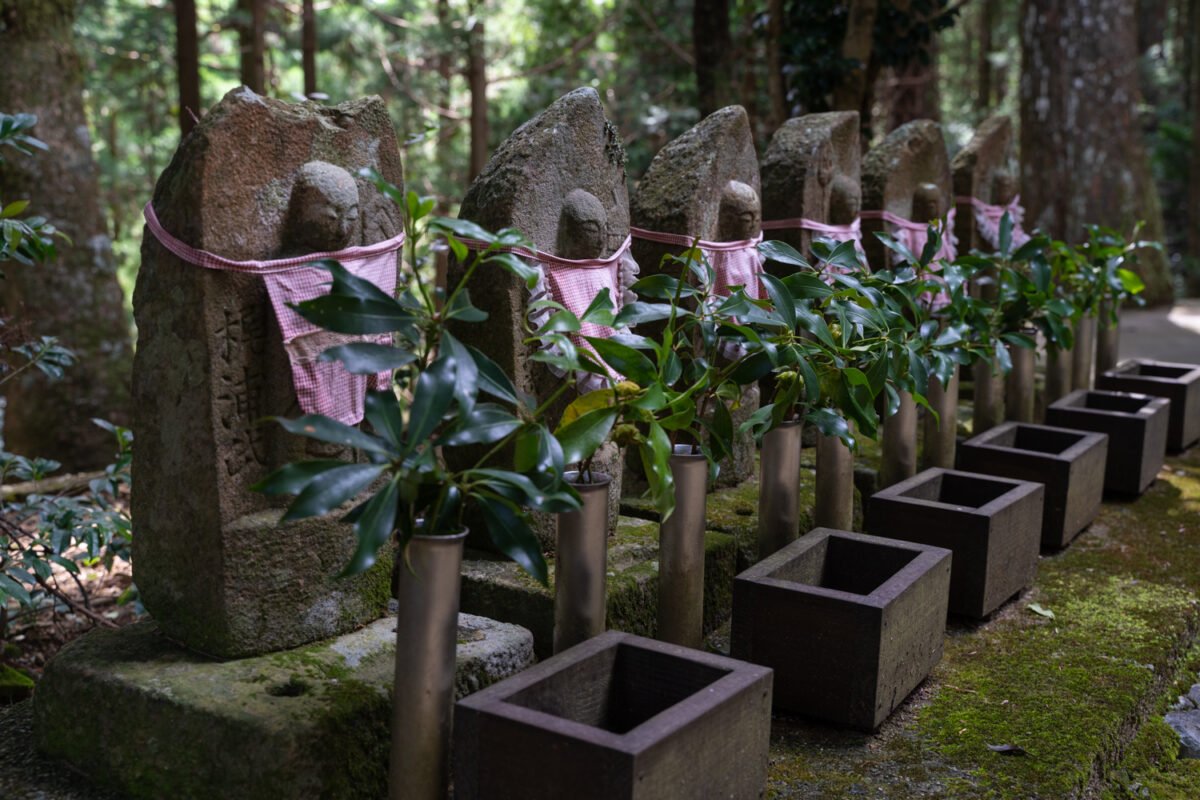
[285,161,360,253]
[992,169,1019,205]
[816,143,835,187]
[913,182,945,222]
[829,175,860,225]
[557,188,608,260]
[717,180,761,241]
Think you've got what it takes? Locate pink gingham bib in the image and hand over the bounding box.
[143,203,402,425]
[630,227,764,300]
[957,195,1031,251]
[861,209,958,311]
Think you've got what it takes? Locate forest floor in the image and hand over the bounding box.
[2,301,1200,799]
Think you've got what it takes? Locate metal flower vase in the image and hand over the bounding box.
[972,361,1004,434]
[922,368,959,469]
[1072,313,1097,390]
[553,473,611,654]
[814,428,854,531]
[389,528,468,800]
[757,420,803,559]
[658,445,708,649]
[1006,341,1036,423]
[1096,303,1120,375]
[1044,344,1073,407]
[881,390,917,489]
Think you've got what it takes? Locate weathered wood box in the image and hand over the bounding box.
[730,528,951,731]
[1045,389,1170,495]
[1097,360,1200,452]
[957,422,1108,549]
[453,631,773,799]
[866,468,1043,619]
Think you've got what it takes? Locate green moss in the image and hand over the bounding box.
[0,664,34,703]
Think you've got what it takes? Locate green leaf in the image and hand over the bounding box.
[585,337,657,386]
[0,200,29,219]
[639,421,676,520]
[805,407,854,448]
[444,289,489,322]
[1027,602,1055,620]
[758,239,812,269]
[513,424,566,485]
[0,573,31,606]
[614,301,678,328]
[318,342,415,374]
[559,389,614,427]
[1116,268,1145,294]
[282,463,384,522]
[292,295,416,335]
[275,415,397,457]
[251,459,348,495]
[555,406,618,465]
[759,272,797,331]
[476,495,549,585]
[338,478,400,577]
[441,331,478,416]
[467,345,518,405]
[579,288,617,327]
[405,354,457,449]
[441,404,522,446]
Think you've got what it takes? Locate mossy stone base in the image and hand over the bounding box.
[460,516,737,659]
[33,613,532,800]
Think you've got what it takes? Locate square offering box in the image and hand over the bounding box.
[866,469,1043,619]
[1046,389,1170,496]
[1096,360,1200,452]
[453,631,773,800]
[730,528,951,731]
[956,422,1108,549]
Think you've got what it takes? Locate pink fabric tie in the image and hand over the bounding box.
[761,217,865,282]
[629,227,764,300]
[143,202,402,425]
[861,208,958,311]
[458,235,636,389]
[956,195,1031,251]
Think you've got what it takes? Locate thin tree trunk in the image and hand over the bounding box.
[832,0,879,116]
[302,0,317,97]
[238,0,265,93]
[468,20,488,181]
[766,0,786,131]
[977,0,995,113]
[0,0,134,469]
[694,0,733,116]
[1190,0,1200,260]
[1020,0,1173,305]
[175,0,200,136]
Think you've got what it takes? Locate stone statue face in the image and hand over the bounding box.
[816,144,835,187]
[829,175,860,225]
[287,161,360,252]
[718,180,761,241]
[557,188,607,260]
[913,182,944,221]
[992,170,1018,205]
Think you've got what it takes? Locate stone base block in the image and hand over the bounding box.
[453,631,772,799]
[731,528,951,730]
[1097,359,1200,452]
[957,422,1108,549]
[866,468,1043,618]
[1045,389,1170,495]
[460,516,737,660]
[33,614,533,800]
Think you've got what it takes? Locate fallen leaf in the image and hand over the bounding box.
[986,744,1026,756]
[1027,603,1055,620]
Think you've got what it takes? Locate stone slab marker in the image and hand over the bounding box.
[631,106,761,486]
[862,120,954,486]
[953,115,1016,433]
[761,111,861,529]
[451,88,629,540]
[761,110,860,271]
[132,88,403,658]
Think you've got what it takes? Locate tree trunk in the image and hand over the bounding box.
[977,0,995,113]
[832,0,879,123]
[1020,0,1174,305]
[1190,0,1200,262]
[766,0,786,131]
[175,0,200,136]
[467,20,488,181]
[693,0,733,116]
[238,0,265,93]
[0,0,134,468]
[887,36,941,130]
[302,0,317,97]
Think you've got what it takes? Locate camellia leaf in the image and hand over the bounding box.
[441,331,478,416]
[476,494,549,585]
[759,272,798,331]
[337,477,400,577]
[467,344,518,405]
[441,403,522,447]
[274,415,398,457]
[405,353,457,449]
[757,239,812,269]
[251,459,348,495]
[559,389,615,428]
[584,337,657,386]
[281,463,385,522]
[318,342,416,374]
[555,406,619,466]
[364,390,405,448]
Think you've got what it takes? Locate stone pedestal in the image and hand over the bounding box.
[1045,389,1170,495]
[730,528,950,731]
[33,614,533,800]
[866,468,1043,618]
[1097,360,1200,452]
[957,422,1108,549]
[453,631,772,800]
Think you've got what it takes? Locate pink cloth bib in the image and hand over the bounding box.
[957,195,1031,251]
[629,227,764,300]
[143,202,402,425]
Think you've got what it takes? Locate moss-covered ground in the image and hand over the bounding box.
[765,444,1200,799]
